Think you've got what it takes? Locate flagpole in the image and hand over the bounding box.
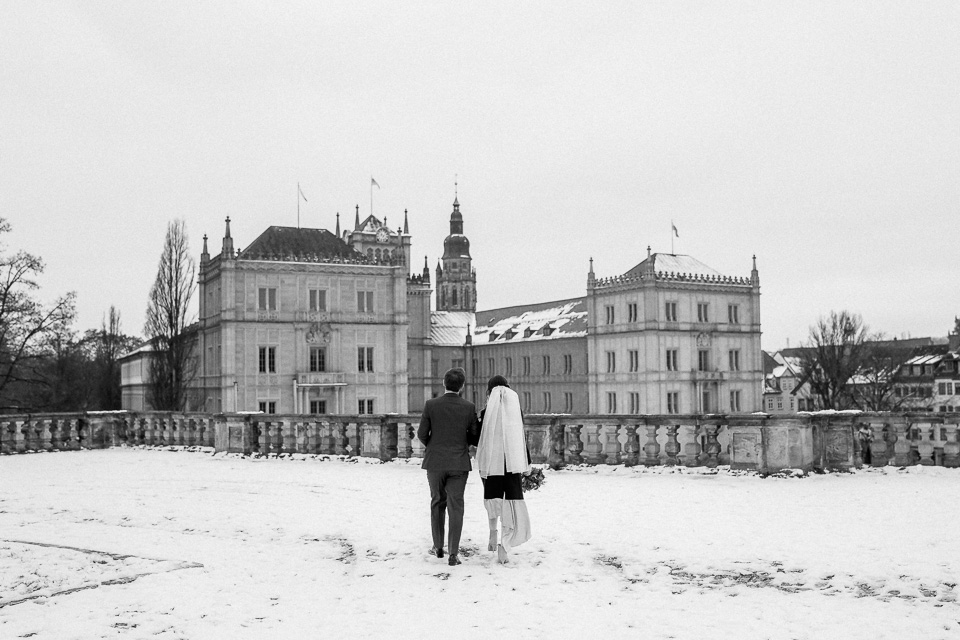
[297,183,300,229]
[671,220,674,254]
[370,177,373,219]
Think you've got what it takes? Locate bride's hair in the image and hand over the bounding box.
[486,375,510,392]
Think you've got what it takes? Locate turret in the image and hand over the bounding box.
[201,234,209,265]
[751,254,760,288]
[221,217,234,258]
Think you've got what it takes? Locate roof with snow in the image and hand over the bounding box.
[430,311,476,346]
[474,298,587,345]
[626,253,722,279]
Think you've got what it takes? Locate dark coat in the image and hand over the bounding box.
[418,392,480,471]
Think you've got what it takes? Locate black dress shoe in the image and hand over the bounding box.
[430,546,444,559]
[448,555,461,566]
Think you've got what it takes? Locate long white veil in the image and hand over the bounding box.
[476,386,529,478]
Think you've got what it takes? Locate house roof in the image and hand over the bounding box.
[430,311,475,346]
[429,297,588,347]
[625,253,722,279]
[239,226,363,261]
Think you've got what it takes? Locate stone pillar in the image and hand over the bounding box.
[869,423,888,467]
[0,419,11,455]
[683,425,701,467]
[664,425,680,466]
[335,422,349,456]
[892,422,912,466]
[604,424,622,465]
[397,422,413,459]
[703,424,721,468]
[547,420,565,469]
[581,423,603,464]
[380,420,399,462]
[943,424,959,468]
[916,423,935,466]
[642,425,661,466]
[280,419,295,453]
[215,413,253,454]
[566,425,584,464]
[622,424,639,467]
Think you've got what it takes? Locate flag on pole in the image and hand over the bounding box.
[371,177,380,189]
[298,183,308,202]
[672,222,679,237]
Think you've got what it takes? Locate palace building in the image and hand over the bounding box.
[123,195,764,416]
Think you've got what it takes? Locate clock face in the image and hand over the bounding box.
[375,228,390,243]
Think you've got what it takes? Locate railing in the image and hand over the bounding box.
[2,411,960,473]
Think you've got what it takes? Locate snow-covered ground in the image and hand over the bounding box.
[2,449,959,639]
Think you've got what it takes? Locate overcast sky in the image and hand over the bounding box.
[2,1,957,350]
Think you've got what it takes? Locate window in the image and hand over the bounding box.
[564,392,573,413]
[522,356,531,376]
[488,358,495,376]
[309,289,327,312]
[357,290,374,313]
[605,305,615,324]
[358,399,375,414]
[258,287,277,310]
[767,397,775,411]
[543,392,551,412]
[563,354,573,375]
[698,350,710,372]
[728,350,740,372]
[701,389,712,413]
[258,346,276,373]
[523,392,531,412]
[258,401,277,414]
[452,358,463,370]
[309,347,326,372]
[607,392,617,414]
[629,392,640,414]
[606,351,616,373]
[505,357,513,377]
[309,400,327,414]
[543,355,551,376]
[667,392,679,414]
[777,397,783,410]
[939,382,947,395]
[728,304,740,324]
[666,349,678,372]
[665,301,677,322]
[697,303,709,323]
[628,303,638,323]
[358,347,374,372]
[730,390,742,412]
[629,350,639,372]
[789,397,795,411]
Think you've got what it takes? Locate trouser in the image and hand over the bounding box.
[427,470,468,556]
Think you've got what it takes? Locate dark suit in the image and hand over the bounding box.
[418,391,480,557]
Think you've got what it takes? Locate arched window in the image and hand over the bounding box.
[452,288,458,306]
[375,248,382,261]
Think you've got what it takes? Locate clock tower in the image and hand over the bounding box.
[435,196,476,312]
[344,205,412,266]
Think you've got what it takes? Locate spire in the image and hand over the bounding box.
[647,245,652,259]
[201,234,209,263]
[221,217,234,258]
[436,259,443,278]
[423,255,430,282]
[449,197,463,235]
[354,204,360,231]
[465,322,472,346]
[588,256,595,288]
[335,212,340,237]
[751,254,760,287]
[404,209,409,234]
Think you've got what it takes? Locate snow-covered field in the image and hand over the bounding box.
[2,449,959,639]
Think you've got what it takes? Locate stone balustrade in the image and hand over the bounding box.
[2,411,960,474]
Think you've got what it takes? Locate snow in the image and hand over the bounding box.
[2,449,960,639]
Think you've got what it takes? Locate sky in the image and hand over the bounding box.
[1,1,957,350]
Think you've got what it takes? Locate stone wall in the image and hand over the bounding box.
[2,411,959,473]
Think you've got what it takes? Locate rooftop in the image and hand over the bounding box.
[239,226,363,262]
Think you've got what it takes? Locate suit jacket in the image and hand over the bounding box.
[418,392,480,471]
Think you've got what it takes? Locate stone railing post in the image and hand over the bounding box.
[336,421,350,456]
[547,418,565,469]
[622,424,640,466]
[214,413,253,454]
[916,422,935,466]
[0,419,11,454]
[642,425,660,466]
[280,418,295,453]
[683,424,701,467]
[869,422,888,467]
[943,423,959,468]
[397,421,414,459]
[380,418,399,462]
[566,424,584,464]
[892,421,911,466]
[582,423,603,464]
[664,425,680,466]
[703,424,721,468]
[604,423,622,465]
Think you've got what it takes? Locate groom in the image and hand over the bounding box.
[417,368,480,566]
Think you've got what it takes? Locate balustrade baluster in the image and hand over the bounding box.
[336,422,349,456]
[66,419,79,451]
[38,419,53,452]
[664,425,680,465]
[0,420,10,454]
[869,423,888,466]
[622,424,639,466]
[604,424,622,465]
[259,421,271,455]
[916,423,935,466]
[642,425,660,466]
[892,423,911,466]
[703,425,721,468]
[49,419,62,451]
[683,425,701,467]
[943,424,959,468]
[281,419,295,453]
[584,424,604,464]
[566,425,584,464]
[183,419,194,447]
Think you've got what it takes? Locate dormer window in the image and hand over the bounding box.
[524,328,534,338]
[540,324,554,337]
[488,332,499,342]
[504,329,516,340]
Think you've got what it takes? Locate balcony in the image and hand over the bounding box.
[297,372,346,386]
[692,369,724,382]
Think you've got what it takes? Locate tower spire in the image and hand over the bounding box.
[221,217,234,258]
[335,212,340,237]
[354,205,360,231]
[404,209,409,234]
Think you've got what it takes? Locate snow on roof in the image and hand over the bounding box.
[430,311,475,346]
[474,298,587,344]
[626,253,723,278]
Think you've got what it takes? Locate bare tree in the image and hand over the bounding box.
[0,218,76,407]
[93,306,140,410]
[799,311,873,410]
[846,340,915,411]
[144,220,197,411]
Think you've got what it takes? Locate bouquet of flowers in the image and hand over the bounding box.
[521,467,546,492]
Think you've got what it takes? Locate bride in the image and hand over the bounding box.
[475,375,532,564]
